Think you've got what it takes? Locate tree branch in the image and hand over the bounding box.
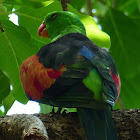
[0,109,140,140]
[0,114,48,140]
[61,0,68,11]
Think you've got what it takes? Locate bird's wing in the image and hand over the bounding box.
[36,33,120,108]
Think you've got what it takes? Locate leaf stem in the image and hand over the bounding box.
[113,0,117,8]
[61,0,68,11]
[86,0,93,16]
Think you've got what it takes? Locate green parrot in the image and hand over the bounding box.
[20,11,121,140]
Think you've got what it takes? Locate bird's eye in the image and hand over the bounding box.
[51,13,57,20]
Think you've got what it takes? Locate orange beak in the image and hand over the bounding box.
[37,21,50,38]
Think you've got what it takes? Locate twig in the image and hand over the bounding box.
[113,0,117,8]
[86,0,93,16]
[61,0,68,11]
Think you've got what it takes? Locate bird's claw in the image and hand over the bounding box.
[52,106,55,113]
[57,107,62,114]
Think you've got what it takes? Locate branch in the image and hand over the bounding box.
[0,114,48,140]
[0,109,140,140]
[61,0,68,11]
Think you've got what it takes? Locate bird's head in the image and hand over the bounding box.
[38,11,86,42]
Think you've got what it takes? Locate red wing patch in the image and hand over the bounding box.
[47,70,62,79]
[20,55,66,101]
[110,70,121,102]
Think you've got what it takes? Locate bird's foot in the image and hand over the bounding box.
[62,109,67,115]
[52,106,55,113]
[57,107,62,114]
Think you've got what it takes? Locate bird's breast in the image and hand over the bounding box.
[20,54,66,101]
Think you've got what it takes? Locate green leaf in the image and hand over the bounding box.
[15,5,51,47]
[94,1,108,17]
[69,5,111,49]
[15,1,110,49]
[3,93,15,115]
[137,0,140,12]
[0,20,38,103]
[117,0,140,17]
[100,8,140,108]
[39,104,53,113]
[0,69,10,104]
[0,108,4,116]
[67,0,85,11]
[4,0,46,7]
[39,104,76,113]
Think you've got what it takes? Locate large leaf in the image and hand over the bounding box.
[100,8,140,108]
[15,1,110,49]
[3,93,15,115]
[0,109,4,116]
[117,0,140,17]
[4,0,47,7]
[0,20,38,103]
[67,0,85,11]
[0,69,10,104]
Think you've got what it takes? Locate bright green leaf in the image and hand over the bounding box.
[39,104,76,113]
[0,108,4,116]
[3,93,15,115]
[4,0,45,7]
[39,104,53,113]
[69,6,111,49]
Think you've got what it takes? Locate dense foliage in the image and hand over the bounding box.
[0,0,139,115]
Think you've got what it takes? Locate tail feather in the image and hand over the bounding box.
[104,106,117,140]
[77,105,117,140]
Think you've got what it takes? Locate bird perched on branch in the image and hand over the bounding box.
[20,11,121,140]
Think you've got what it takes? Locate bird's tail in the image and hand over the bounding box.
[77,105,117,140]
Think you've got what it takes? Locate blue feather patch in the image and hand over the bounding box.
[78,46,94,60]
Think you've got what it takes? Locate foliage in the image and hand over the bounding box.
[0,0,139,114]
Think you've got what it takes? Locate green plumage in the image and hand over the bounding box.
[83,69,103,101]
[44,11,86,42]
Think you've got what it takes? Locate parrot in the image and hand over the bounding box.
[20,11,121,140]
